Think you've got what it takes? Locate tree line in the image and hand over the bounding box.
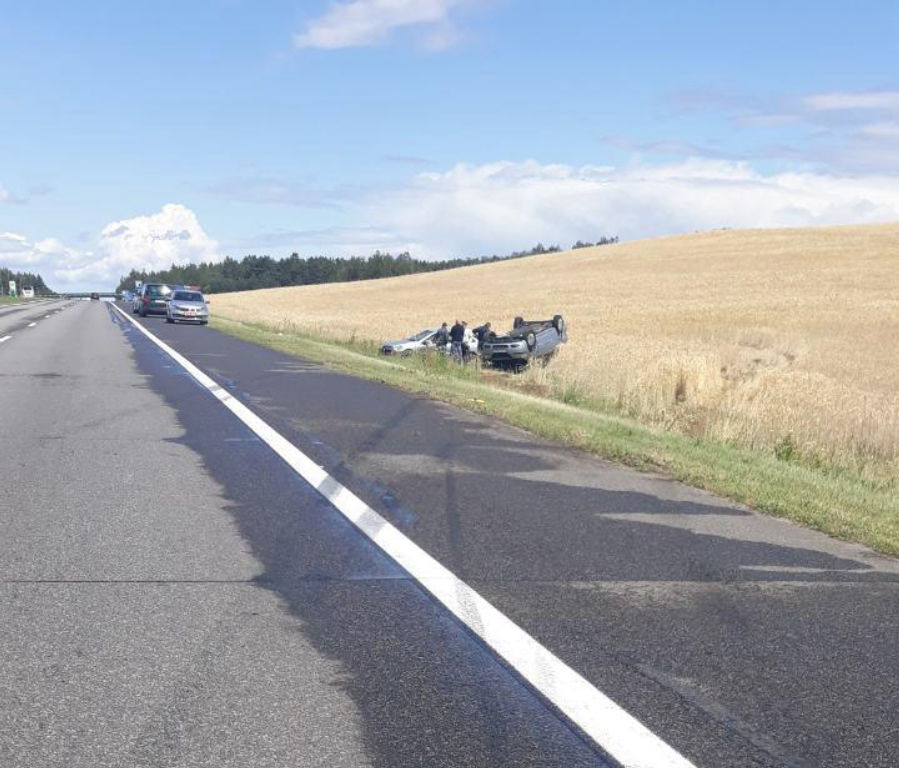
[116,239,617,294]
[0,267,53,295]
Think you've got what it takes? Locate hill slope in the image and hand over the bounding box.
[216,223,899,474]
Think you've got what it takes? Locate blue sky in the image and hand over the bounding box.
[2,0,899,289]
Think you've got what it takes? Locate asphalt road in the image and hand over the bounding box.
[0,299,69,337]
[2,300,897,767]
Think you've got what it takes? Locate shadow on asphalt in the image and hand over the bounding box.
[114,307,610,768]
[114,307,899,768]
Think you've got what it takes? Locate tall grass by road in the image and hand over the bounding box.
[211,223,899,555]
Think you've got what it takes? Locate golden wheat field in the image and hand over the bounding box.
[215,223,899,475]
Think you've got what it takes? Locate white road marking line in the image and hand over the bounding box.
[112,304,696,768]
[27,322,37,327]
[44,314,51,318]
[0,335,11,344]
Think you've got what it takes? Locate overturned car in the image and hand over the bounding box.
[480,315,567,369]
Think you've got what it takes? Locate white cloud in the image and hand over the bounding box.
[804,90,899,112]
[1,204,220,290]
[347,159,899,258]
[294,0,470,49]
[859,121,899,139]
[93,203,219,279]
[0,185,22,205]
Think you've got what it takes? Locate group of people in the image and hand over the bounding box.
[434,320,497,362]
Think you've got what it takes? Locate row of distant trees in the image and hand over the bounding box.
[116,239,618,294]
[572,236,619,249]
[0,267,53,295]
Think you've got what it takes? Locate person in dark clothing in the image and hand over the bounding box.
[435,322,449,349]
[474,322,493,345]
[449,320,465,361]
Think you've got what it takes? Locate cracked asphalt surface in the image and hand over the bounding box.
[2,299,897,767]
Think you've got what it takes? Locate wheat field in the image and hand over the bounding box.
[214,223,899,477]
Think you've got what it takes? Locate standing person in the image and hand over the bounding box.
[475,322,493,346]
[460,321,471,361]
[449,319,464,362]
[435,322,449,349]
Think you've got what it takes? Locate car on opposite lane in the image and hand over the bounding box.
[165,289,209,325]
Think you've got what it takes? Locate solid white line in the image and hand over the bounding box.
[0,335,10,344]
[27,322,37,327]
[111,303,696,768]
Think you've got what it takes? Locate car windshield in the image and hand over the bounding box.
[409,330,435,341]
[146,285,172,297]
[173,291,203,302]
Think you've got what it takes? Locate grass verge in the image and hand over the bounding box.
[211,316,899,558]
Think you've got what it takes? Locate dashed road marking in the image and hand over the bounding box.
[0,335,11,344]
[27,322,37,327]
[112,304,697,768]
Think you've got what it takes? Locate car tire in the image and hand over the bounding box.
[552,314,565,334]
[201,320,208,325]
[525,331,536,350]
[139,307,146,317]
[513,316,524,329]
[166,316,174,323]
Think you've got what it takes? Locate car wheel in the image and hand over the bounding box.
[552,314,565,334]
[166,316,174,323]
[139,307,146,317]
[525,331,536,350]
[201,320,208,325]
[513,316,524,329]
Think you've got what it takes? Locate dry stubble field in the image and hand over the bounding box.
[215,223,899,481]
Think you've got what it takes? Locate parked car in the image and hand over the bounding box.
[381,328,442,356]
[480,315,567,369]
[165,289,209,325]
[133,283,173,316]
[381,327,479,359]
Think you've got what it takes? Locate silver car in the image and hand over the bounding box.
[165,290,209,325]
[381,328,440,356]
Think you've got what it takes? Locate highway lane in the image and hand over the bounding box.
[0,301,609,767]
[0,299,69,338]
[121,304,899,768]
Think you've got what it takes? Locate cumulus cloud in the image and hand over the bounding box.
[93,203,219,279]
[294,0,472,49]
[349,159,899,258]
[1,204,220,290]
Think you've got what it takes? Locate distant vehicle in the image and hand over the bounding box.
[90,292,100,300]
[22,286,35,298]
[133,283,173,316]
[165,289,209,325]
[480,315,567,369]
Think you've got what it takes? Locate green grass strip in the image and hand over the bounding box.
[211,316,899,558]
